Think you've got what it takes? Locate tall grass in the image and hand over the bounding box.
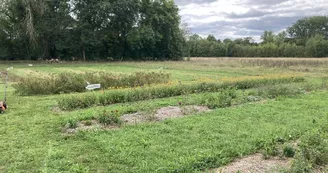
[190,57,328,68]
[13,71,170,95]
[58,76,305,110]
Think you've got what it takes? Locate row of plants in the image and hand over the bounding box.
[63,79,323,132]
[13,71,170,95]
[64,88,240,128]
[58,76,305,110]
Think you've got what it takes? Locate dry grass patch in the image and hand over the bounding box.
[190,57,328,68]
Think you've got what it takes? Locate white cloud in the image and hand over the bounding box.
[176,0,328,41]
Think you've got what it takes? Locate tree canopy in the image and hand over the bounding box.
[0,0,185,60]
[186,16,328,58]
[1,3,328,61]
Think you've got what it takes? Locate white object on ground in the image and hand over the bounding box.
[86,84,101,90]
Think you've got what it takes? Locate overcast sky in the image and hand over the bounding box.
[175,0,328,41]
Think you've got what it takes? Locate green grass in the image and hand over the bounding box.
[0,59,327,172]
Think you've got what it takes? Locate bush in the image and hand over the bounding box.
[202,88,237,109]
[290,126,328,172]
[283,145,296,158]
[66,119,78,129]
[13,71,171,95]
[58,76,305,110]
[98,111,122,126]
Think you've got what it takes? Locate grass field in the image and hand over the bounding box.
[0,58,327,173]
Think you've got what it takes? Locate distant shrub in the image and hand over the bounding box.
[13,71,171,95]
[202,88,237,109]
[59,76,305,110]
[256,84,305,99]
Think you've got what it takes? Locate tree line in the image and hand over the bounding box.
[0,0,185,61]
[0,0,328,61]
[185,16,328,58]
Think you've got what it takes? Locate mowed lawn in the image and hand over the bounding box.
[0,58,327,172]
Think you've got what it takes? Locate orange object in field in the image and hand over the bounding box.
[0,102,6,111]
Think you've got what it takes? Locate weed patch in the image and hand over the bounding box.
[290,125,328,172]
[97,111,122,126]
[13,71,170,95]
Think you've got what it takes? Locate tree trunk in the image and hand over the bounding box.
[82,48,86,61]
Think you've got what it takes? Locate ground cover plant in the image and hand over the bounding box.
[0,58,327,173]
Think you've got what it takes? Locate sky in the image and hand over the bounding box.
[175,0,328,41]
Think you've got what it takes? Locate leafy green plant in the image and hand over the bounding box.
[262,142,279,159]
[98,111,122,126]
[66,119,78,129]
[202,88,236,109]
[283,145,296,158]
[290,127,328,172]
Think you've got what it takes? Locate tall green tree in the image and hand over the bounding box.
[305,34,328,57]
[261,31,275,44]
[288,16,328,45]
[206,35,217,42]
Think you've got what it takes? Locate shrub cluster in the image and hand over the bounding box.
[97,110,122,126]
[290,126,328,172]
[13,71,170,95]
[58,76,305,110]
[200,88,237,109]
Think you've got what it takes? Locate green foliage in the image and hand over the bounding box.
[305,34,328,57]
[58,77,305,110]
[0,0,185,60]
[283,145,296,158]
[202,88,237,109]
[288,16,328,44]
[261,30,275,44]
[186,16,328,58]
[290,126,328,172]
[13,71,170,95]
[256,84,305,99]
[98,111,122,126]
[66,119,78,129]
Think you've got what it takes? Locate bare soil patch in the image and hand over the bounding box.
[121,105,211,124]
[216,153,291,173]
[63,120,106,134]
